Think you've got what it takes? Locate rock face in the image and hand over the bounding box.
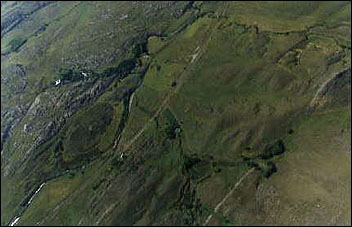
[1,1,53,37]
[32,78,112,149]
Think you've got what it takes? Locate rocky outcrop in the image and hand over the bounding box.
[32,78,113,149]
[1,1,53,38]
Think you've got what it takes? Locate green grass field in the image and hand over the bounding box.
[1,1,350,226]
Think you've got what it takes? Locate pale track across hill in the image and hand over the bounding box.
[203,168,255,226]
[119,2,230,156]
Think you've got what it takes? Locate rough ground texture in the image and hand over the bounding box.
[1,1,351,226]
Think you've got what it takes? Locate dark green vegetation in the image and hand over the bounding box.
[7,37,27,53]
[1,1,351,226]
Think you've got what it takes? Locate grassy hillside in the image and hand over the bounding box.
[1,1,350,226]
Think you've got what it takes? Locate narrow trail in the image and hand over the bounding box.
[37,169,98,225]
[119,1,231,155]
[96,200,120,225]
[120,19,220,155]
[310,74,338,107]
[203,168,255,226]
[310,67,350,108]
[7,182,46,226]
[9,217,20,226]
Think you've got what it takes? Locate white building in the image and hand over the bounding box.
[55,79,61,86]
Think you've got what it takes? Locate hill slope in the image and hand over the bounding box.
[1,1,351,226]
